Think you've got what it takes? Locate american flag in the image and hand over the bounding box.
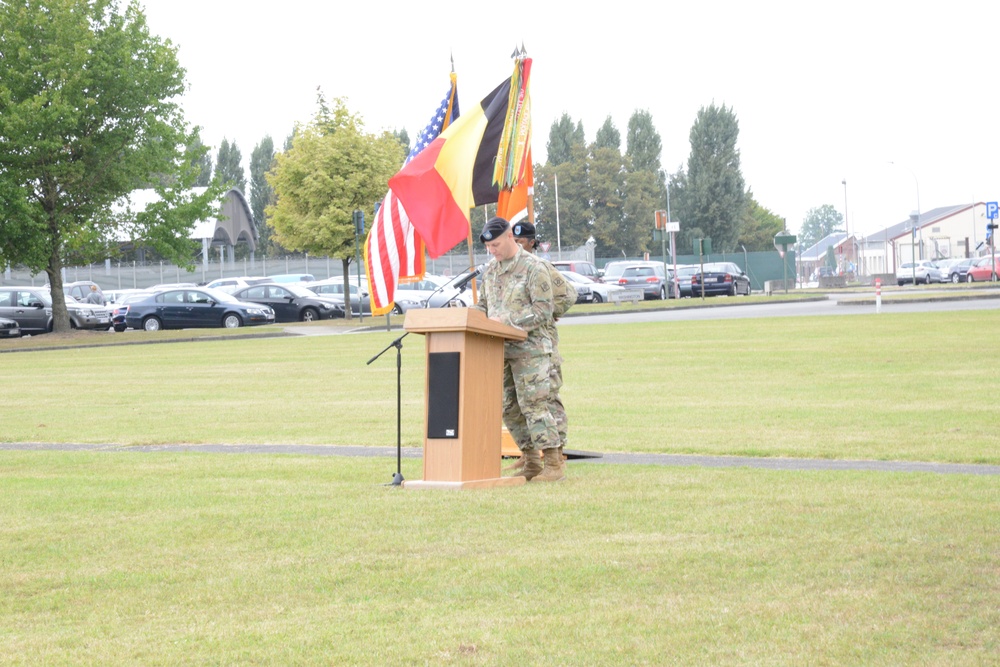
[364,76,459,316]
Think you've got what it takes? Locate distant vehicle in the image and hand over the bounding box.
[612,263,672,300]
[204,276,270,294]
[557,270,622,303]
[63,296,113,330]
[231,283,343,322]
[551,261,601,282]
[966,256,1000,282]
[62,280,104,302]
[0,316,21,338]
[0,287,53,334]
[690,262,751,297]
[268,273,315,284]
[558,272,595,304]
[895,260,939,285]
[600,260,666,287]
[109,291,154,332]
[123,287,275,331]
[307,278,373,315]
[944,257,977,283]
[674,265,700,298]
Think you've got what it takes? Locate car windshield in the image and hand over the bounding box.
[561,271,593,284]
[284,284,320,298]
[677,266,699,277]
[601,263,631,280]
[200,287,240,303]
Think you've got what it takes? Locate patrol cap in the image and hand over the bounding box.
[479,216,510,243]
[512,221,536,239]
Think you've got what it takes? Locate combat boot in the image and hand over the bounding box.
[532,447,565,482]
[513,449,542,481]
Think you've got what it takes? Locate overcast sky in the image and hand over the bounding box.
[140,0,1000,242]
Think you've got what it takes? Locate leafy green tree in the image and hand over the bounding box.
[215,138,246,193]
[626,109,663,174]
[594,117,621,150]
[546,113,586,166]
[266,97,404,319]
[738,196,787,251]
[534,143,592,251]
[0,0,222,332]
[249,136,276,250]
[672,103,747,253]
[392,128,411,153]
[799,204,843,249]
[588,145,627,254]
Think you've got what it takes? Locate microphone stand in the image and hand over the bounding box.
[367,331,409,486]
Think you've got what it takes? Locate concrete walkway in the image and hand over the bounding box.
[2,443,997,476]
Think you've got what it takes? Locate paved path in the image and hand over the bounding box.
[2,443,997,476]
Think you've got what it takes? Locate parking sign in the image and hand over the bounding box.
[987,202,999,220]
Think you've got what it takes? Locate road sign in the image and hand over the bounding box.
[987,202,999,219]
[539,242,551,252]
[665,222,680,233]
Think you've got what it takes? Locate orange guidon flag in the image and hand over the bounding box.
[496,147,533,224]
[388,77,512,258]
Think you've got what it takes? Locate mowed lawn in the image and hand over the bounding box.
[1,309,998,664]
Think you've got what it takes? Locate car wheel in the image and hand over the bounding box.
[728,283,737,297]
[222,313,242,328]
[114,324,127,332]
[592,293,603,304]
[968,274,975,283]
[301,307,319,322]
[897,280,905,286]
[951,273,960,283]
[393,304,404,315]
[142,316,162,332]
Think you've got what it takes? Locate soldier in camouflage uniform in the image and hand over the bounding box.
[473,216,564,482]
[510,221,575,470]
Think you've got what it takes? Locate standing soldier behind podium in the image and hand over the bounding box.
[473,216,564,482]
[511,220,575,464]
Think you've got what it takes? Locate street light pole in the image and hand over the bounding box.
[890,161,922,260]
[842,178,850,275]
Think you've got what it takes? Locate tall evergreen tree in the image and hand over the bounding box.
[625,109,662,174]
[215,138,246,193]
[249,135,275,249]
[546,113,585,166]
[594,116,621,150]
[674,103,747,253]
[189,133,213,186]
[588,144,627,254]
[535,143,592,252]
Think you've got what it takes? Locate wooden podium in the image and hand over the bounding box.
[402,308,528,490]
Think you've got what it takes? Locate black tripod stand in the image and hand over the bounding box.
[367,332,409,486]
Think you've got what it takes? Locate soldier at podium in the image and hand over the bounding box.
[474,216,565,482]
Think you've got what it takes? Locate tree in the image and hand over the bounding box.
[799,204,843,249]
[738,196,787,251]
[546,113,585,166]
[189,134,213,186]
[0,0,222,332]
[266,97,404,319]
[249,135,275,250]
[215,138,246,193]
[625,109,663,174]
[534,143,592,252]
[588,145,627,254]
[672,103,747,253]
[594,116,621,150]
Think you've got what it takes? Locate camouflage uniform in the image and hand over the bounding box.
[474,247,559,452]
[540,262,576,449]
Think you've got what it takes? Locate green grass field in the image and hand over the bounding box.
[1,308,998,664]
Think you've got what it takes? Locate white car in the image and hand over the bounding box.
[558,269,622,304]
[896,260,940,285]
[394,272,477,312]
[204,276,270,294]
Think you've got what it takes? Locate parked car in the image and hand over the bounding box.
[204,276,270,294]
[557,270,622,303]
[895,260,939,285]
[268,273,315,284]
[231,283,344,322]
[0,287,53,334]
[63,296,113,330]
[944,257,977,283]
[62,280,104,303]
[102,288,146,307]
[306,278,373,315]
[612,263,672,300]
[966,255,1000,282]
[123,287,275,331]
[0,316,21,338]
[392,272,477,313]
[109,291,155,331]
[551,260,601,282]
[674,265,699,298]
[558,272,595,304]
[690,262,751,297]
